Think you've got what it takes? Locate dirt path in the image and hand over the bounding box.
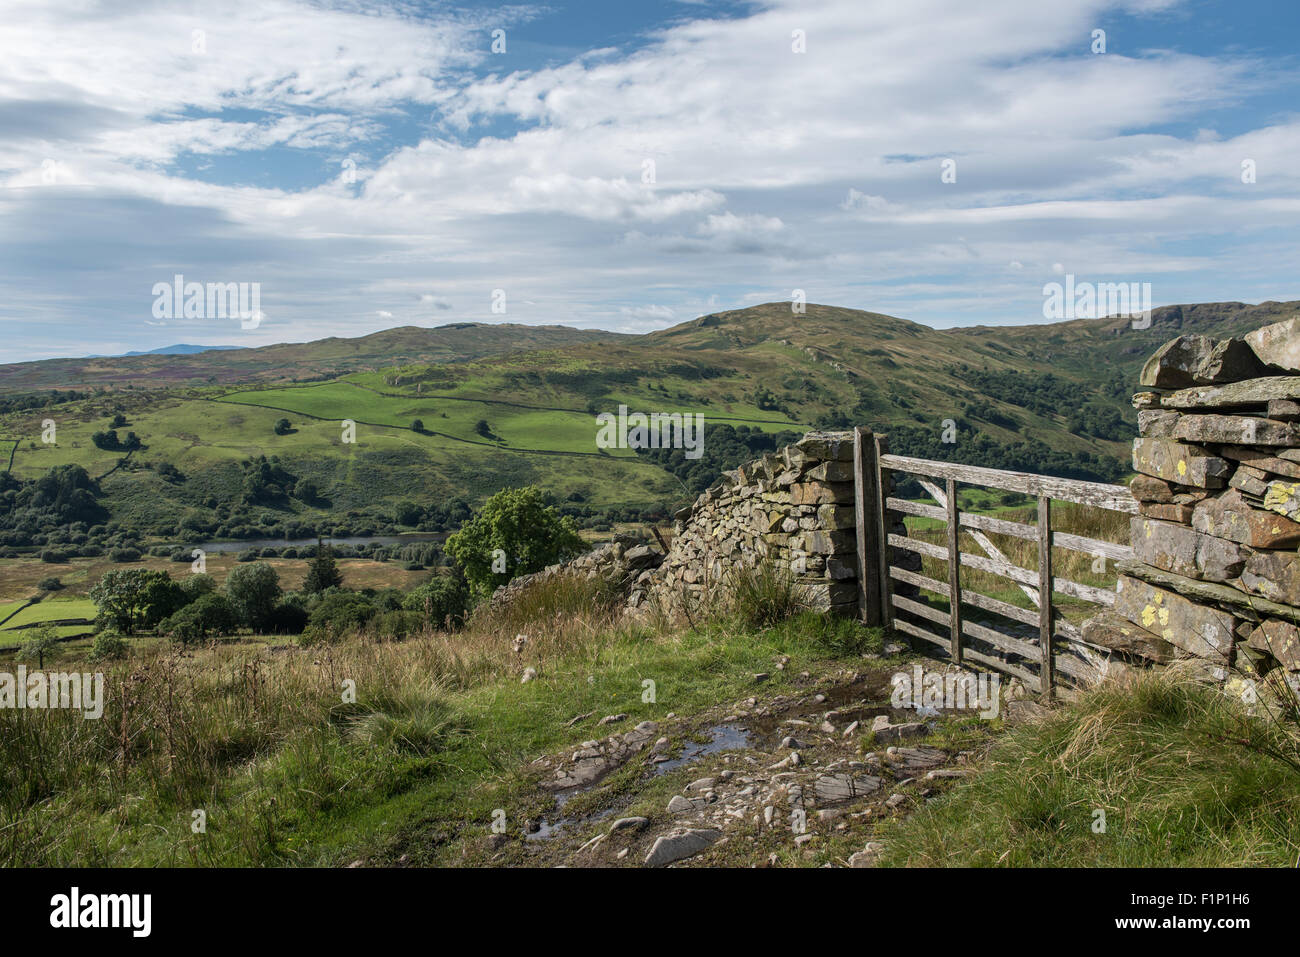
[452,656,1039,868]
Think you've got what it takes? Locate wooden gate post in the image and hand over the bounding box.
[1038,494,1055,698]
[945,477,963,665]
[853,428,882,626]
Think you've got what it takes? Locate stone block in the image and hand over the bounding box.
[1240,549,1300,605]
[1080,610,1178,664]
[1172,413,1300,446]
[1140,334,1264,388]
[1192,488,1300,548]
[790,481,854,506]
[1130,517,1248,582]
[1245,317,1300,372]
[1114,575,1236,663]
[795,431,855,462]
[1246,618,1300,670]
[1132,438,1229,488]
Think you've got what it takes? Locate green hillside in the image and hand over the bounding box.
[1,300,1296,552]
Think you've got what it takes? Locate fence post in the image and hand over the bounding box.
[946,477,963,665]
[1038,494,1054,698]
[853,428,882,626]
[874,434,893,629]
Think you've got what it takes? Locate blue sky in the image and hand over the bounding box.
[2,0,1299,361]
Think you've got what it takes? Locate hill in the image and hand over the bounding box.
[1,300,1297,551]
[0,323,631,392]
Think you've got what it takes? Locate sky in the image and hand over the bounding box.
[2,0,1299,361]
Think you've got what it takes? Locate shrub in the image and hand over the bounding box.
[179,573,217,601]
[89,568,185,635]
[303,541,343,593]
[109,547,141,563]
[371,609,421,641]
[403,576,469,629]
[40,548,69,563]
[37,577,63,592]
[88,631,129,661]
[267,600,308,635]
[302,590,376,643]
[17,624,62,668]
[162,593,239,643]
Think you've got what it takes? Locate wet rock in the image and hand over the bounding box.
[644,827,722,867]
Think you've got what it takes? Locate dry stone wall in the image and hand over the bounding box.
[636,431,918,619]
[1084,317,1300,690]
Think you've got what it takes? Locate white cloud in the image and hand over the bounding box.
[1,0,1298,360]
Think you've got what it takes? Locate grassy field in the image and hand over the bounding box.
[876,670,1300,866]
[2,566,1294,868]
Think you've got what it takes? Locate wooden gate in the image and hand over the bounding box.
[852,427,1137,697]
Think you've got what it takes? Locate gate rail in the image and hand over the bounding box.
[853,428,1137,697]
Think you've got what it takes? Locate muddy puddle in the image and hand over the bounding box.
[652,724,752,775]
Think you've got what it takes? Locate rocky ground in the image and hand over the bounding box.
[451,651,1046,868]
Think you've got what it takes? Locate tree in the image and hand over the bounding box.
[445,486,586,599]
[303,538,343,594]
[393,501,422,527]
[89,568,184,635]
[293,478,318,502]
[161,593,239,643]
[225,562,282,631]
[274,418,292,435]
[18,624,62,669]
[403,574,469,628]
[110,413,127,428]
[410,419,424,433]
[474,419,491,438]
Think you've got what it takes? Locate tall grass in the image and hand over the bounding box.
[0,571,628,865]
[877,669,1300,866]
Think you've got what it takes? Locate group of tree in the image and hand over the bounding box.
[90,429,142,452]
[0,465,108,542]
